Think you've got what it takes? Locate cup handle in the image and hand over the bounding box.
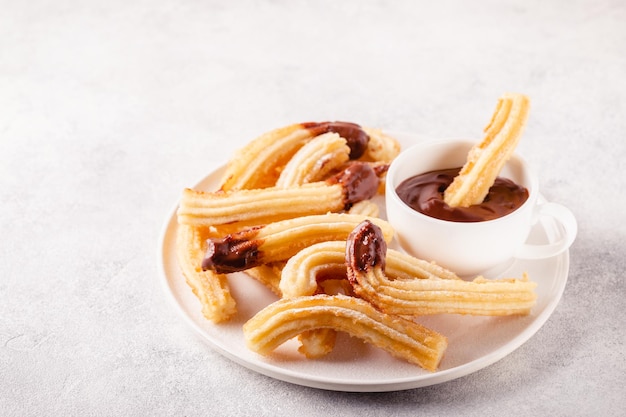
[515,202,578,260]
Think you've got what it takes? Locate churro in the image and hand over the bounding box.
[201,213,394,274]
[178,162,384,227]
[176,224,237,323]
[444,93,530,208]
[280,241,348,299]
[362,127,402,163]
[347,200,380,217]
[302,121,370,160]
[346,220,537,316]
[275,132,351,188]
[278,241,351,359]
[280,241,461,299]
[278,236,457,358]
[242,294,448,371]
[176,121,397,326]
[220,122,372,191]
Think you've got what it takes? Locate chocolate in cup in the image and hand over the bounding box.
[385,140,577,277]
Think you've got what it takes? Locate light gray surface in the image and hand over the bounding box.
[1,0,625,416]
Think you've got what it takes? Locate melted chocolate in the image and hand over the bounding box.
[302,121,369,159]
[327,162,380,209]
[395,168,528,222]
[346,220,387,275]
[201,227,264,273]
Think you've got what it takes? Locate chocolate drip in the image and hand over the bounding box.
[346,220,387,275]
[201,228,264,273]
[326,162,380,209]
[395,168,529,222]
[302,121,369,159]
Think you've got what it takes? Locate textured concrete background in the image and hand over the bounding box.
[1,0,625,416]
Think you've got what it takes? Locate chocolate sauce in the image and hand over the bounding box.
[201,162,384,273]
[201,227,264,273]
[302,121,369,159]
[395,168,528,222]
[346,220,387,275]
[327,162,381,209]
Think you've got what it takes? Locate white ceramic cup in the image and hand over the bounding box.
[385,139,578,277]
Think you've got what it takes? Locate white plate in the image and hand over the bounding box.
[159,132,570,392]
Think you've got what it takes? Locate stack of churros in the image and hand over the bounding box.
[176,121,400,322]
[175,101,537,372]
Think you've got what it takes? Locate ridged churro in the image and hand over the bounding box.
[242,294,448,371]
[178,162,384,228]
[444,93,530,208]
[276,132,351,188]
[277,241,350,358]
[346,220,537,316]
[176,224,237,323]
[362,127,402,163]
[278,237,459,358]
[220,122,373,191]
[176,121,397,326]
[280,241,461,299]
[280,241,348,299]
[201,213,394,274]
[295,279,355,359]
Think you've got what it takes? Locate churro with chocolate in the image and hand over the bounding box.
[346,221,537,316]
[178,162,384,227]
[220,122,371,191]
[275,132,351,188]
[444,93,530,208]
[176,224,237,323]
[279,240,461,300]
[201,214,394,274]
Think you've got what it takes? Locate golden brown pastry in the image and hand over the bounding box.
[278,238,458,359]
[275,132,351,188]
[362,127,402,163]
[279,241,461,299]
[444,93,530,208]
[242,294,448,371]
[178,162,385,228]
[176,224,237,323]
[220,122,373,191]
[201,213,394,274]
[346,220,537,316]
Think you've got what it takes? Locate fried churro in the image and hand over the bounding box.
[201,213,394,274]
[178,162,384,227]
[275,132,351,188]
[220,122,372,191]
[444,93,530,208]
[277,236,460,358]
[346,220,537,316]
[176,224,237,323]
[279,241,461,300]
[277,241,349,359]
[176,121,398,327]
[242,294,448,371]
[362,127,402,163]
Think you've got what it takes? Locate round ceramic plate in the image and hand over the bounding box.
[159,132,570,392]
